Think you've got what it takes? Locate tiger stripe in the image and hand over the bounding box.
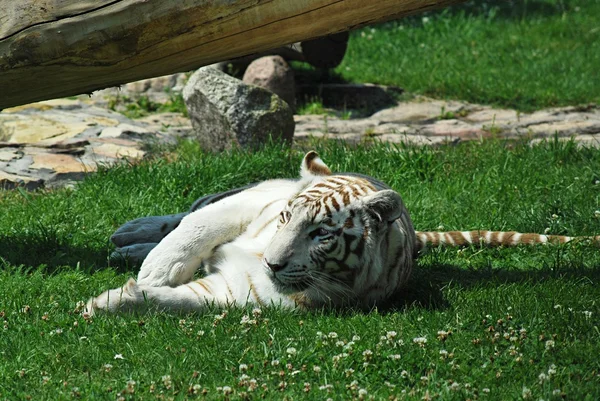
[415,230,599,251]
[246,272,264,306]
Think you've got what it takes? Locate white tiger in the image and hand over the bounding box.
[87,151,598,314]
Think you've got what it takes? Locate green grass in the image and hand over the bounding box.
[1,139,600,399]
[108,93,188,119]
[336,0,600,111]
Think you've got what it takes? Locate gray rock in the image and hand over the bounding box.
[243,56,296,109]
[183,66,294,152]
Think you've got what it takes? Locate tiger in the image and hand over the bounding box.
[86,151,599,314]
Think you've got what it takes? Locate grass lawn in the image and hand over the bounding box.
[336,0,600,111]
[1,139,599,400]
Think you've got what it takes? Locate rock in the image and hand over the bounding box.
[183,67,295,151]
[242,56,296,109]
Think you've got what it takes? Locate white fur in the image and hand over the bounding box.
[87,153,416,315]
[87,178,312,314]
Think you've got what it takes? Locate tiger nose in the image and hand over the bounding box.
[263,259,287,273]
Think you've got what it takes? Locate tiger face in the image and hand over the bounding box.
[262,152,411,307]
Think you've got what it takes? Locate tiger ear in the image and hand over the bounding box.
[362,190,404,224]
[300,151,332,178]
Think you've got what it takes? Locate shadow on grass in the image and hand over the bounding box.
[385,262,600,313]
[0,233,124,274]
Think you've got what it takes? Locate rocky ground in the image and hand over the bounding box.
[1,74,598,190]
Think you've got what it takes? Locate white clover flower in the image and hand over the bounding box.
[386,331,397,340]
[413,336,427,347]
[162,375,172,389]
[114,354,124,360]
[222,386,232,395]
[545,340,555,350]
[252,307,262,316]
[335,340,345,347]
[539,373,548,383]
[328,332,338,339]
[482,388,490,393]
[239,364,248,372]
[352,335,361,341]
[271,359,280,366]
[582,310,592,319]
[439,349,449,358]
[247,379,258,391]
[286,347,297,356]
[192,384,202,394]
[362,349,373,360]
[313,365,321,373]
[552,389,561,396]
[388,354,401,360]
[522,386,531,399]
[400,370,409,378]
[449,382,460,391]
[548,364,557,376]
[344,368,354,377]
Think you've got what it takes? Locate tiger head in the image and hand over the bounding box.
[263,151,416,308]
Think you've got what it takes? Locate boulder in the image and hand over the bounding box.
[183,67,294,151]
[242,56,296,109]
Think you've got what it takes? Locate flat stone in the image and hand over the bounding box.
[0,171,44,190]
[100,123,151,139]
[90,143,145,160]
[372,98,476,123]
[30,152,93,174]
[0,115,89,144]
[1,98,81,113]
[421,119,486,139]
[0,148,19,162]
[464,108,518,124]
[47,138,91,149]
[91,137,139,147]
[524,120,600,138]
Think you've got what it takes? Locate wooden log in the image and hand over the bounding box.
[0,0,465,109]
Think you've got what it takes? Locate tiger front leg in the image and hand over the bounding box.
[86,276,233,315]
[136,184,291,288]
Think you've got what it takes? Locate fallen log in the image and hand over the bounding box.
[0,0,465,109]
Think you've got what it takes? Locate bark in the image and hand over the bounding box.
[0,0,465,109]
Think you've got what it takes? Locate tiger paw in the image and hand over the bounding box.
[85,278,142,315]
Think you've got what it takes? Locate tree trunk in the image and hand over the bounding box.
[0,0,465,109]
